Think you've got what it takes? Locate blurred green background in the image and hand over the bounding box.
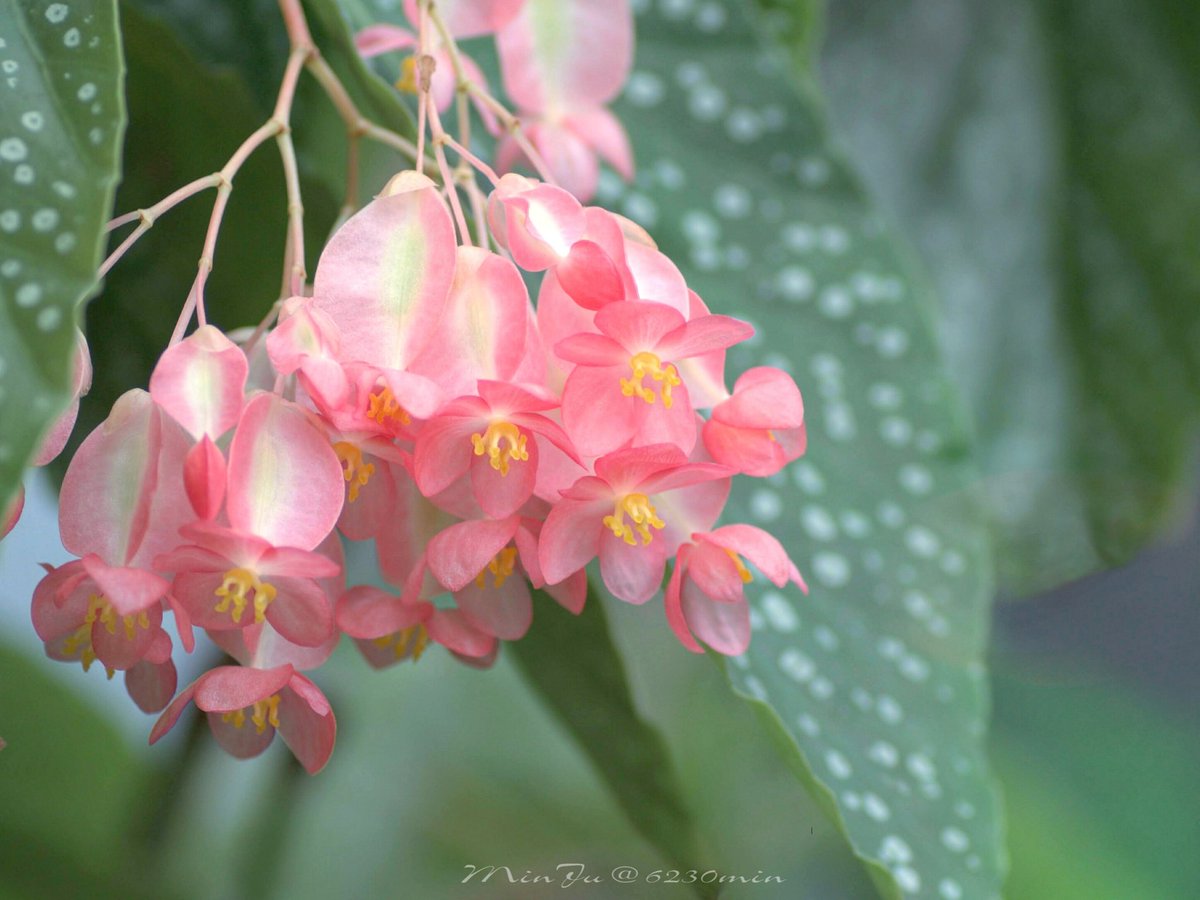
[3,0,1200,897]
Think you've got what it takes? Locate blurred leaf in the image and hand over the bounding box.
[601,0,1003,896]
[0,0,124,511]
[0,640,151,898]
[509,591,708,892]
[819,0,1200,593]
[992,671,1200,898]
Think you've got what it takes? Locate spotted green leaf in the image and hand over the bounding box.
[0,0,124,512]
[603,1,1003,896]
[820,0,1200,593]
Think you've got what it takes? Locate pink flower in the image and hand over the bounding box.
[703,367,807,476]
[150,664,337,774]
[555,301,754,457]
[495,0,634,199]
[155,393,344,647]
[540,444,732,603]
[414,380,578,519]
[665,525,806,656]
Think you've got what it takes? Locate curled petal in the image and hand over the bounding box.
[184,437,226,520]
[278,674,337,774]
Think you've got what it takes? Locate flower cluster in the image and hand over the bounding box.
[9,0,806,774]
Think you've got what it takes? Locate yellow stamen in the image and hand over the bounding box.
[334,441,376,503]
[474,547,519,589]
[367,387,411,428]
[726,548,754,584]
[372,623,430,662]
[603,493,666,547]
[395,56,419,94]
[221,695,281,734]
[63,595,150,672]
[620,351,682,409]
[214,568,277,625]
[470,421,529,476]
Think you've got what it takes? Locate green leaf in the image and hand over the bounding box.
[509,590,709,892]
[605,1,1003,896]
[818,0,1200,592]
[0,640,151,897]
[0,0,124,511]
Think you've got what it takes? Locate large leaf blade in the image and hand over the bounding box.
[603,1,1004,895]
[0,0,125,510]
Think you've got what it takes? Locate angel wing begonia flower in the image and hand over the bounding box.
[495,0,634,200]
[540,443,732,604]
[665,525,806,656]
[33,389,192,674]
[556,301,754,457]
[155,393,344,648]
[150,664,336,774]
[414,380,578,519]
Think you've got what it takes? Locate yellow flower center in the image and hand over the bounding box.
[222,694,281,734]
[620,351,681,408]
[215,568,276,625]
[62,593,149,675]
[725,548,754,584]
[372,623,430,661]
[366,387,411,427]
[471,421,529,477]
[603,493,666,546]
[333,441,375,503]
[474,547,519,589]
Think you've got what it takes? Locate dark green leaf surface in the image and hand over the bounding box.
[510,591,707,890]
[0,0,124,511]
[820,0,1200,592]
[602,1,1003,896]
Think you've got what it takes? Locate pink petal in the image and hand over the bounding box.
[681,580,750,656]
[413,415,478,498]
[207,710,277,759]
[477,379,558,414]
[149,325,248,440]
[598,529,667,604]
[471,436,538,519]
[355,23,416,58]
[409,246,531,396]
[557,240,625,311]
[426,608,497,658]
[488,175,585,269]
[712,366,805,430]
[704,524,800,588]
[91,603,162,670]
[149,682,199,745]
[184,437,226,520]
[594,300,686,353]
[656,315,755,361]
[336,585,424,639]
[664,547,703,653]
[564,106,634,180]
[636,460,734,496]
[454,575,532,640]
[34,331,91,466]
[125,656,177,714]
[2,486,25,540]
[427,516,521,591]
[624,242,690,315]
[312,176,456,371]
[278,674,337,774]
[80,555,170,616]
[538,497,607,584]
[545,569,587,614]
[593,443,687,490]
[702,419,800,477]
[404,0,526,37]
[560,365,637,457]
[194,664,294,713]
[553,332,626,367]
[226,393,344,551]
[528,121,599,202]
[59,389,161,565]
[682,540,744,603]
[257,546,341,580]
[496,0,632,111]
[266,577,335,648]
